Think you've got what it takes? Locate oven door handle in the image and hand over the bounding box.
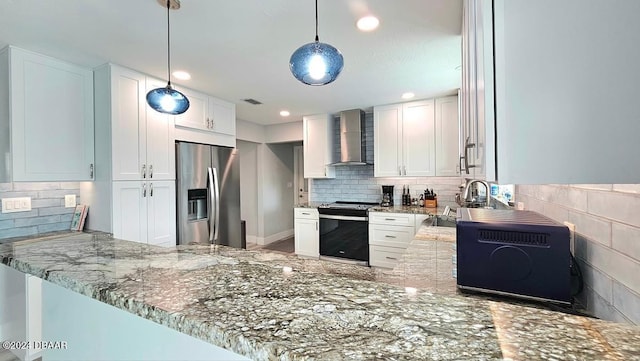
[319,214,368,222]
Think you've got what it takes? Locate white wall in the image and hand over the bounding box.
[258,142,297,244]
[236,140,259,244]
[236,119,265,144]
[265,121,302,143]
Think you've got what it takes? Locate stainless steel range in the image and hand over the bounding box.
[317,201,378,265]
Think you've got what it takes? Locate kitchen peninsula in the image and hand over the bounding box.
[1,230,639,360]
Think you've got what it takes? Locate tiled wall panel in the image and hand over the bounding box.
[516,184,640,325]
[0,182,79,241]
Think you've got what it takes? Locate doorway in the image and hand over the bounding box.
[293,146,308,204]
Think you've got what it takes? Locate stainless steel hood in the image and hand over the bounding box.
[331,109,370,166]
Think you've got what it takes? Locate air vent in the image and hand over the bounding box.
[243,98,263,105]
[478,229,549,247]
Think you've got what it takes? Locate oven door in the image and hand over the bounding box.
[319,214,369,262]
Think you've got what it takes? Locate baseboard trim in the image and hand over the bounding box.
[256,229,294,246]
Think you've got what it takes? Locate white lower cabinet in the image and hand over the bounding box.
[294,208,319,258]
[369,212,417,268]
[112,181,176,247]
[0,265,42,361]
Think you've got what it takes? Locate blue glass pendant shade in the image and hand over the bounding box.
[290,41,344,86]
[146,85,190,115]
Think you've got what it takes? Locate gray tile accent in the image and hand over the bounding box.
[0,182,79,240]
[612,223,640,262]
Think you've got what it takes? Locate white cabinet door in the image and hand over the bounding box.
[373,104,402,177]
[210,97,236,136]
[112,181,147,244]
[8,47,94,181]
[294,218,319,258]
[145,77,175,181]
[111,66,146,181]
[303,114,335,178]
[174,87,209,131]
[435,96,460,176]
[403,100,435,177]
[146,181,176,247]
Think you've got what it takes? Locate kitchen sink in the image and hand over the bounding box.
[427,215,457,228]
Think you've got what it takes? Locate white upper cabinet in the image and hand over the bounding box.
[375,99,454,177]
[0,46,94,182]
[303,114,335,178]
[435,96,461,176]
[463,0,640,184]
[103,65,175,181]
[174,87,236,136]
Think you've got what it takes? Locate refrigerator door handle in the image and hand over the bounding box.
[212,167,220,243]
[207,167,215,243]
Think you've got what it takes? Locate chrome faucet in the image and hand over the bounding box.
[461,179,491,208]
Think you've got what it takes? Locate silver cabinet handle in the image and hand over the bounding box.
[385,235,397,238]
[316,221,318,231]
[385,218,396,221]
[302,212,310,215]
[150,183,153,197]
[142,164,146,178]
[385,256,398,260]
[403,166,407,175]
[142,183,146,197]
[149,165,153,178]
[89,163,94,178]
[463,136,476,174]
[398,166,401,176]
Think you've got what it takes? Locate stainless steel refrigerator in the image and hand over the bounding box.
[176,141,242,248]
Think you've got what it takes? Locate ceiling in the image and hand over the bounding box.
[0,0,462,126]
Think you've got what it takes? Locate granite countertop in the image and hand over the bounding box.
[2,232,640,360]
[369,205,441,215]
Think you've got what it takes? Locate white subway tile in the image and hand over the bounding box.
[613,184,640,194]
[574,184,614,191]
[579,261,613,303]
[13,182,62,191]
[613,281,640,325]
[583,285,631,324]
[587,242,640,295]
[568,211,612,247]
[612,223,640,262]
[588,190,640,227]
[541,202,569,223]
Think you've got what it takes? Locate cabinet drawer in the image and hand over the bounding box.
[369,224,414,248]
[369,212,414,226]
[370,245,405,268]
[294,208,318,219]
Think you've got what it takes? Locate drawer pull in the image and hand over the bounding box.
[384,235,397,238]
[302,212,310,215]
[385,218,396,221]
[385,256,398,260]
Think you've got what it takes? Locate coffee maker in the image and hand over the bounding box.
[381,185,394,207]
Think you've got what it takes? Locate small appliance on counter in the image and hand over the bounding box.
[456,208,571,305]
[381,185,394,207]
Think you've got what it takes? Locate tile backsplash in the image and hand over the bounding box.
[0,182,80,240]
[310,165,463,207]
[516,184,640,325]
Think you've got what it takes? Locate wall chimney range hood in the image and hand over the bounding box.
[331,109,370,166]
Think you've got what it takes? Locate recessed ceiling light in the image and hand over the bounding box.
[280,110,290,117]
[401,92,415,99]
[172,70,191,80]
[357,16,379,31]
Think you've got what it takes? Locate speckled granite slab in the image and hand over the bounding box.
[2,233,640,360]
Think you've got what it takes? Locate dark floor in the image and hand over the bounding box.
[256,237,294,254]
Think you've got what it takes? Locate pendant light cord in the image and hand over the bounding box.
[314,0,319,42]
[166,0,172,87]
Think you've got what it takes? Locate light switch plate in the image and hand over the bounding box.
[2,197,32,213]
[65,194,76,208]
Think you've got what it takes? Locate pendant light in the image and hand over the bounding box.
[289,0,344,86]
[146,0,190,115]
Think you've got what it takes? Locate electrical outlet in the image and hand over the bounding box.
[517,201,525,210]
[564,221,576,254]
[2,197,31,213]
[65,194,77,208]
